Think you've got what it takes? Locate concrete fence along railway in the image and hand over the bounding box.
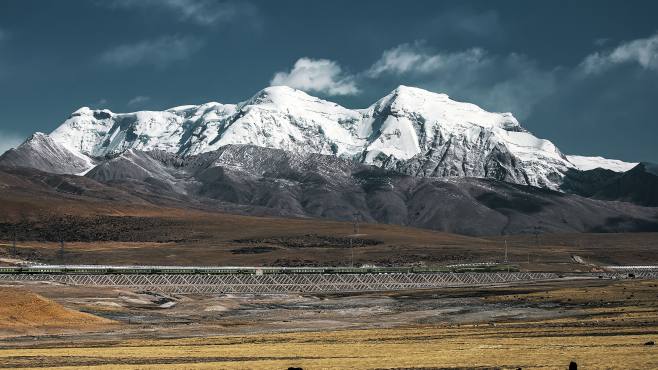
[0,265,657,294]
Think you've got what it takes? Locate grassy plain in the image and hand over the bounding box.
[0,280,656,369]
[0,323,655,369]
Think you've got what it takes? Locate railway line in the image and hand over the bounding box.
[0,264,657,294]
[0,264,514,275]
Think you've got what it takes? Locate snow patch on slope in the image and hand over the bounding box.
[566,155,637,172]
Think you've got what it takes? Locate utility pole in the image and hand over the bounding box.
[53,214,69,265]
[504,239,508,263]
[534,226,540,246]
[11,229,17,256]
[350,238,354,268]
[14,213,27,257]
[59,239,65,264]
[350,212,360,268]
[504,239,510,272]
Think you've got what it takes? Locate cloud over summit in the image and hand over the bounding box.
[271,58,360,96]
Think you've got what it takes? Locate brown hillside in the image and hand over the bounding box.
[0,287,115,336]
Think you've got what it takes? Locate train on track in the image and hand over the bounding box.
[0,264,517,275]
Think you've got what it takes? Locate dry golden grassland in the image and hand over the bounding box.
[0,281,657,369]
[0,324,655,369]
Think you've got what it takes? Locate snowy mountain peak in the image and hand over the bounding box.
[368,85,522,131]
[243,85,355,118]
[390,84,450,102]
[248,85,310,102]
[71,106,93,116]
[352,86,570,186]
[25,85,636,190]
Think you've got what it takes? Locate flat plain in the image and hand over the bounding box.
[0,279,656,369]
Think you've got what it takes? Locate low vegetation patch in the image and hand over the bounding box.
[233,234,383,249]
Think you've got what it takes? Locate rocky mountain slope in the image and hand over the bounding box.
[5,85,636,190]
[79,145,658,235]
[0,133,94,175]
[1,144,655,235]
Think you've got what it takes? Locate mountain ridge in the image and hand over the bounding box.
[11,85,633,190]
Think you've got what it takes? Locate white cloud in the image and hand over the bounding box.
[367,42,485,77]
[271,58,359,96]
[106,0,256,26]
[580,33,658,74]
[100,35,203,68]
[271,32,658,121]
[0,130,25,155]
[271,43,556,118]
[365,43,556,119]
[128,96,151,106]
[91,98,109,108]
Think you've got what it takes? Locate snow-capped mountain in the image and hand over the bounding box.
[5,85,636,189]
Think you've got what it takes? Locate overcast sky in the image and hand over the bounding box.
[1,0,657,162]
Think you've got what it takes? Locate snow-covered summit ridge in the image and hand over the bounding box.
[42,85,631,189]
[362,85,522,131]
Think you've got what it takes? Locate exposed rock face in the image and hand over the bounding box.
[77,145,658,235]
[590,163,658,207]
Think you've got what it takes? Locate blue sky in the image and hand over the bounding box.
[0,0,657,162]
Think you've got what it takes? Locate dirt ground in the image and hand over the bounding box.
[0,279,656,368]
[0,287,115,337]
